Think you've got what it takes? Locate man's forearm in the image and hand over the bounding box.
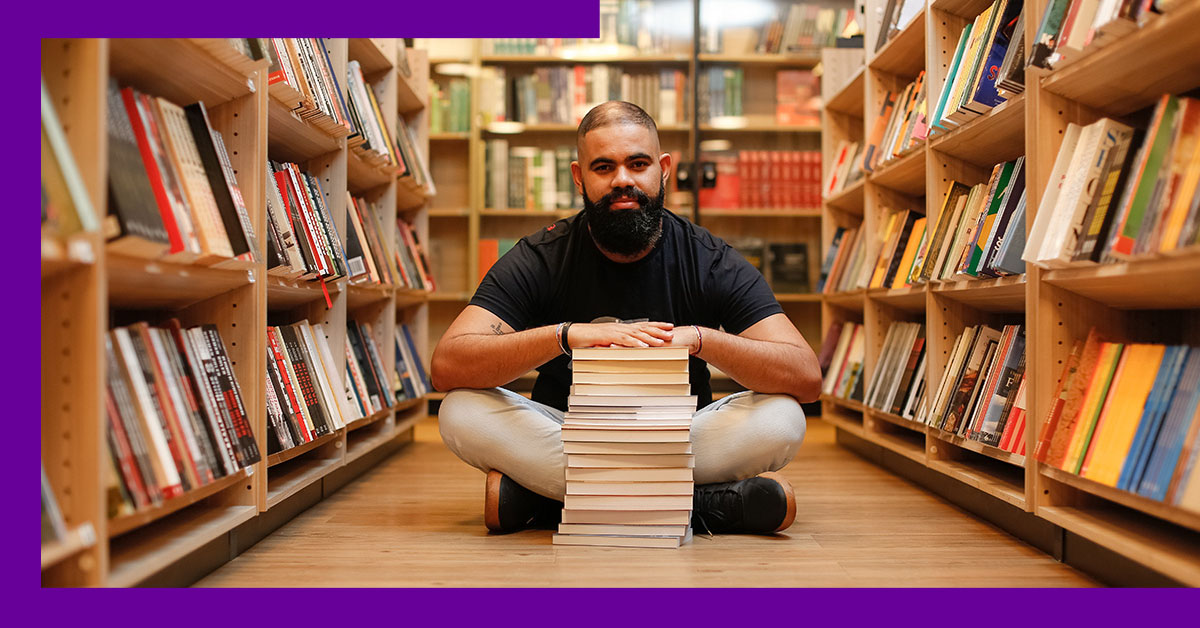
[431,325,562,391]
[697,328,822,402]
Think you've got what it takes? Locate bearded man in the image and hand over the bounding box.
[431,101,822,535]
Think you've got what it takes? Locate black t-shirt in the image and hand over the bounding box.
[469,209,782,411]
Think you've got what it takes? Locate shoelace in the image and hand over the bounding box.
[693,484,744,537]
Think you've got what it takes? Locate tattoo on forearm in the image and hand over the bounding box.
[490,323,504,335]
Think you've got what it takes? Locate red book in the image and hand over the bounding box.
[122,87,187,257]
[478,238,500,284]
[268,327,313,443]
[105,390,152,509]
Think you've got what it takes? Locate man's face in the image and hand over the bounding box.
[571,123,673,257]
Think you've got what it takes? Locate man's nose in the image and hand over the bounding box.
[611,166,635,188]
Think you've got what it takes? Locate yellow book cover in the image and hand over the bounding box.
[891,217,927,289]
[1061,342,1124,473]
[1080,344,1166,486]
[868,212,901,289]
[1158,123,1200,252]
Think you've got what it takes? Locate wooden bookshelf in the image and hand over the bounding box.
[816,0,1200,584]
[40,38,429,587]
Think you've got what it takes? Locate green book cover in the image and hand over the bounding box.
[1070,343,1125,474]
[1113,95,1179,256]
[933,23,971,131]
[967,160,1016,275]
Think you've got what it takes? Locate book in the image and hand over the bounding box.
[105,79,169,257]
[41,77,97,236]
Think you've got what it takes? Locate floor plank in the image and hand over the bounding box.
[196,417,1096,587]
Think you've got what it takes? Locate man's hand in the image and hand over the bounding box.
[569,321,675,349]
[663,324,702,356]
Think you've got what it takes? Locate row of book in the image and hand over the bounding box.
[107,80,258,264]
[477,65,689,128]
[430,78,470,134]
[265,321,353,454]
[344,196,395,285]
[820,321,865,402]
[727,238,813,293]
[697,66,743,122]
[484,141,581,211]
[479,2,693,57]
[265,38,351,136]
[1036,329,1200,512]
[41,78,97,240]
[478,238,519,284]
[106,321,260,516]
[922,157,1027,282]
[345,60,403,169]
[1024,95,1200,268]
[933,0,1024,131]
[699,150,823,210]
[874,0,923,52]
[864,70,928,172]
[393,220,437,292]
[920,324,1028,454]
[265,160,346,281]
[702,2,857,55]
[553,346,695,549]
[823,139,866,198]
[1028,0,1175,72]
[863,321,927,421]
[394,324,431,403]
[776,70,822,127]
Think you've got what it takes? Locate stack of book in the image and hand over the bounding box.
[864,321,927,421]
[1035,329,1200,510]
[265,38,351,136]
[933,0,1023,131]
[1028,0,1158,71]
[1024,95,1200,266]
[820,321,866,402]
[106,80,258,265]
[921,324,1027,451]
[265,321,355,455]
[485,140,581,211]
[393,324,431,402]
[552,346,696,548]
[863,71,927,171]
[106,321,260,517]
[265,160,347,281]
[700,150,823,210]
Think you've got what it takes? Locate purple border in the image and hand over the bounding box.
[21,0,1194,621]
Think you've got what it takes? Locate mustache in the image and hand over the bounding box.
[594,186,653,211]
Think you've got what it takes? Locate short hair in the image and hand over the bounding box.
[576,101,659,146]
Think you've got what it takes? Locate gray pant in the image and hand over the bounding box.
[438,388,807,500]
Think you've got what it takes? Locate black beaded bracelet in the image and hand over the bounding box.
[559,322,573,355]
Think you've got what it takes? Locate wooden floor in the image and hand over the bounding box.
[197,417,1096,587]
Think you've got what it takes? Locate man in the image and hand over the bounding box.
[432,101,822,536]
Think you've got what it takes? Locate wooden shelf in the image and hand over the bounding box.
[868,9,926,77]
[930,274,1026,312]
[347,282,394,310]
[267,453,343,509]
[108,469,249,538]
[824,289,866,309]
[346,406,392,433]
[429,208,471,217]
[825,178,866,215]
[267,97,343,162]
[267,430,341,468]
[775,293,823,304]
[348,38,394,77]
[430,132,470,141]
[868,143,926,196]
[1039,1,1200,116]
[929,93,1025,167]
[108,503,256,587]
[1040,465,1200,535]
[821,393,865,414]
[867,407,926,435]
[929,428,1026,468]
[928,454,1026,510]
[483,53,690,64]
[824,67,865,116]
[864,422,927,465]
[396,288,433,307]
[429,292,470,302]
[698,53,820,67]
[819,404,866,439]
[347,147,397,192]
[394,407,428,434]
[930,0,995,18]
[397,69,425,116]
[41,523,97,571]
[699,122,821,134]
[42,234,97,280]
[700,208,822,218]
[1038,505,1200,586]
[1040,252,1200,310]
[346,421,398,464]
[107,254,253,310]
[868,284,927,311]
[267,275,336,310]
[396,176,432,210]
[109,39,262,108]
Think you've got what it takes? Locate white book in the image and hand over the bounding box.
[563,419,692,428]
[568,453,695,468]
[566,482,694,496]
[563,441,693,455]
[558,523,689,536]
[571,372,690,385]
[572,359,689,374]
[570,383,692,396]
[568,395,698,407]
[572,346,689,361]
[552,531,690,548]
[562,428,691,441]
[560,507,692,526]
[298,323,346,430]
[1036,121,1105,267]
[1025,123,1083,264]
[563,494,693,510]
[566,467,694,482]
[313,322,362,424]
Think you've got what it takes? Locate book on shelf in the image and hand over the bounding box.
[698,66,743,122]
[41,77,98,239]
[394,323,431,402]
[866,71,927,171]
[105,320,260,514]
[41,463,68,544]
[268,160,349,281]
[875,0,924,53]
[824,140,865,198]
[489,64,688,127]
[555,344,694,549]
[700,1,855,55]
[1023,95,1200,267]
[726,237,766,275]
[1028,0,1151,72]
[105,79,170,257]
[486,140,581,211]
[267,320,357,454]
[863,321,926,420]
[822,321,865,401]
[346,60,403,169]
[395,219,436,291]
[430,77,471,133]
[700,150,823,209]
[934,0,1023,130]
[767,242,812,293]
[1036,328,1200,510]
[267,38,351,133]
[775,70,820,126]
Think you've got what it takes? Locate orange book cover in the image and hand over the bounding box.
[1080,344,1166,486]
[1061,342,1125,473]
[891,217,927,289]
[868,212,902,288]
[1045,330,1105,468]
[477,238,500,284]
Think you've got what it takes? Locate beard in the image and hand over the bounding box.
[582,181,666,257]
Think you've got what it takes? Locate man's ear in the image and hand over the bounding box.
[659,152,673,187]
[570,160,583,194]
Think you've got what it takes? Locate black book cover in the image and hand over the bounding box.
[266,350,303,448]
[190,327,245,468]
[105,336,162,504]
[359,322,396,407]
[202,325,262,465]
[344,204,369,279]
[1080,129,1146,262]
[184,101,251,257]
[106,79,168,245]
[881,211,917,288]
[278,325,332,437]
[210,129,260,260]
[347,321,385,410]
[171,322,237,476]
[305,173,348,278]
[126,327,193,492]
[156,328,222,481]
[272,162,319,276]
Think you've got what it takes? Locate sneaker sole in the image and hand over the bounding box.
[484,470,503,532]
[758,471,796,532]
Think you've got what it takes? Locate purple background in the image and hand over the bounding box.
[21,0,1192,617]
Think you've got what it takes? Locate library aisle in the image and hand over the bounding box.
[196,417,1093,587]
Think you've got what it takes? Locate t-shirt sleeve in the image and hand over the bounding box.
[708,245,783,335]
[468,239,549,331]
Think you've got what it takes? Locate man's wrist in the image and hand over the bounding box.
[556,322,573,355]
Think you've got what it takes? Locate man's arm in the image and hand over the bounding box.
[430,305,676,391]
[668,313,822,403]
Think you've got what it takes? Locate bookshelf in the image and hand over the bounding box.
[41,38,432,587]
[819,0,1200,585]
